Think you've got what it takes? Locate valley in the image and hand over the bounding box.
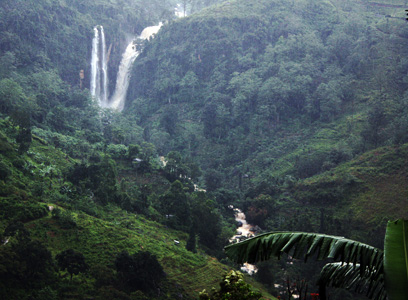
[1,0,408,299]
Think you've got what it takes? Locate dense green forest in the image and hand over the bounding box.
[1,0,408,299]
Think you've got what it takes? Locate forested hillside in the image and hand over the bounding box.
[1,0,408,299]
[127,0,408,239]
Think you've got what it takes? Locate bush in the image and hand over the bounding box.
[114,251,165,292]
[11,157,25,170]
[106,144,128,159]
[52,208,76,229]
[199,270,262,300]
[0,160,11,181]
[56,249,88,280]
[295,152,328,179]
[90,265,116,288]
[0,200,48,222]
[33,286,58,300]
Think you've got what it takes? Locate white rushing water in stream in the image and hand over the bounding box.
[229,207,258,275]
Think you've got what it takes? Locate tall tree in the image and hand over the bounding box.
[56,249,88,281]
[158,180,191,231]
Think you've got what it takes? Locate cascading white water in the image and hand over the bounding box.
[109,42,140,111]
[100,26,108,106]
[139,23,163,39]
[91,23,162,111]
[90,26,99,98]
[229,207,258,275]
[90,25,108,106]
[109,23,163,111]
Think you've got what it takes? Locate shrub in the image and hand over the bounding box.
[52,208,76,229]
[56,249,88,280]
[0,160,11,181]
[114,251,165,292]
[199,270,262,300]
[106,144,128,159]
[12,157,25,170]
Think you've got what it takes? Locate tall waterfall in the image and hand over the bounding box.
[109,42,140,111]
[90,27,99,98]
[90,23,162,111]
[100,27,108,106]
[90,25,109,106]
[108,23,163,111]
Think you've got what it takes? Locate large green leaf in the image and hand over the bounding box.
[224,232,384,298]
[384,219,408,299]
[225,232,382,269]
[318,262,386,300]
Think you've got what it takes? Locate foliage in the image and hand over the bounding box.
[383,219,408,299]
[52,208,77,229]
[224,220,408,300]
[56,249,89,280]
[0,160,11,181]
[0,0,407,299]
[186,227,197,253]
[157,180,191,231]
[114,250,165,292]
[0,236,55,296]
[190,192,222,251]
[199,270,262,300]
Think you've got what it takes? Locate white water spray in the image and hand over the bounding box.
[109,42,140,111]
[100,26,108,106]
[109,23,163,111]
[90,26,99,98]
[90,25,108,106]
[90,23,162,111]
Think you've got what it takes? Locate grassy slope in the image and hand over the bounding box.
[27,206,275,298]
[295,143,408,244]
[28,206,225,297]
[0,121,276,299]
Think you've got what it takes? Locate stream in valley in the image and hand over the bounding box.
[229,206,258,275]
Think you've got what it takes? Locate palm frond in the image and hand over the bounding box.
[318,262,386,300]
[224,231,383,276]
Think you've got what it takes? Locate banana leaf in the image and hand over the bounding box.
[224,231,384,299]
[224,220,408,300]
[318,262,386,300]
[224,231,383,275]
[384,219,408,299]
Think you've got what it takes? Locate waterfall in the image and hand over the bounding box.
[139,23,163,39]
[109,23,163,111]
[91,23,162,111]
[90,26,108,106]
[100,26,109,106]
[109,42,140,111]
[90,26,99,98]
